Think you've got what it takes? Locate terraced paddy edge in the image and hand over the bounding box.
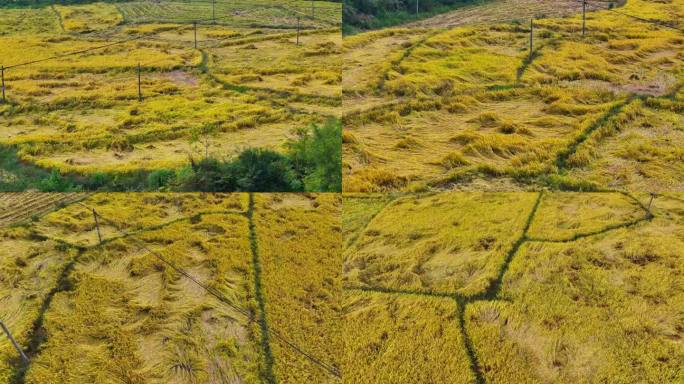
[342,0,684,192]
[0,192,342,383]
[342,192,684,383]
[0,2,342,188]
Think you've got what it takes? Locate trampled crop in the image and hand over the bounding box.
[343,0,684,192]
[0,192,341,383]
[342,192,684,383]
[0,1,341,185]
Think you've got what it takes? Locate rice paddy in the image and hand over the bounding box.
[343,0,684,192]
[0,1,341,183]
[0,192,342,383]
[342,191,684,383]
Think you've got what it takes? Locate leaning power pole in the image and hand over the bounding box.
[92,208,102,244]
[1,65,5,104]
[582,0,587,36]
[529,18,534,61]
[137,63,142,102]
[0,321,29,366]
[193,21,198,49]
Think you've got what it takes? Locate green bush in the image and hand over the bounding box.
[37,170,81,192]
[287,119,342,192]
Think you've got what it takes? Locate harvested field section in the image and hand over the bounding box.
[0,192,88,227]
[408,0,605,30]
[342,291,474,384]
[0,193,342,383]
[527,192,646,241]
[342,0,684,192]
[342,192,683,383]
[344,193,537,297]
[0,228,77,384]
[252,193,343,383]
[469,213,684,383]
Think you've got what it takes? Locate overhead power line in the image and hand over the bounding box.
[74,201,342,379]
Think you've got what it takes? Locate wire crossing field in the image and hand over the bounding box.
[0,193,342,384]
[342,192,684,383]
[0,1,341,183]
[342,0,684,192]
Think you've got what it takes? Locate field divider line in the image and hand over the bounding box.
[8,248,85,384]
[343,195,398,250]
[516,36,559,83]
[377,29,442,93]
[554,96,636,172]
[246,193,277,384]
[50,5,65,33]
[454,297,486,384]
[73,198,342,380]
[476,191,543,301]
[526,216,652,244]
[343,285,461,300]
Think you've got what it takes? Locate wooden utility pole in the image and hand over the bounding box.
[647,193,656,216]
[193,21,198,49]
[529,18,534,61]
[296,17,300,45]
[0,321,29,366]
[137,63,142,102]
[416,0,419,18]
[582,0,587,37]
[311,0,315,18]
[1,65,5,104]
[92,209,102,244]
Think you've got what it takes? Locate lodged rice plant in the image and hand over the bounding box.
[0,2,341,179]
[0,192,342,383]
[252,193,343,383]
[342,192,684,383]
[343,0,684,192]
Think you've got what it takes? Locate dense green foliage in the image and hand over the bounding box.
[0,0,129,8]
[0,120,342,192]
[287,119,342,192]
[343,0,482,32]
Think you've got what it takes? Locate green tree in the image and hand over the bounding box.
[287,119,342,192]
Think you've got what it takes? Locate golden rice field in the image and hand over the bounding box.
[342,192,684,383]
[0,1,341,179]
[0,192,341,383]
[342,0,684,192]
